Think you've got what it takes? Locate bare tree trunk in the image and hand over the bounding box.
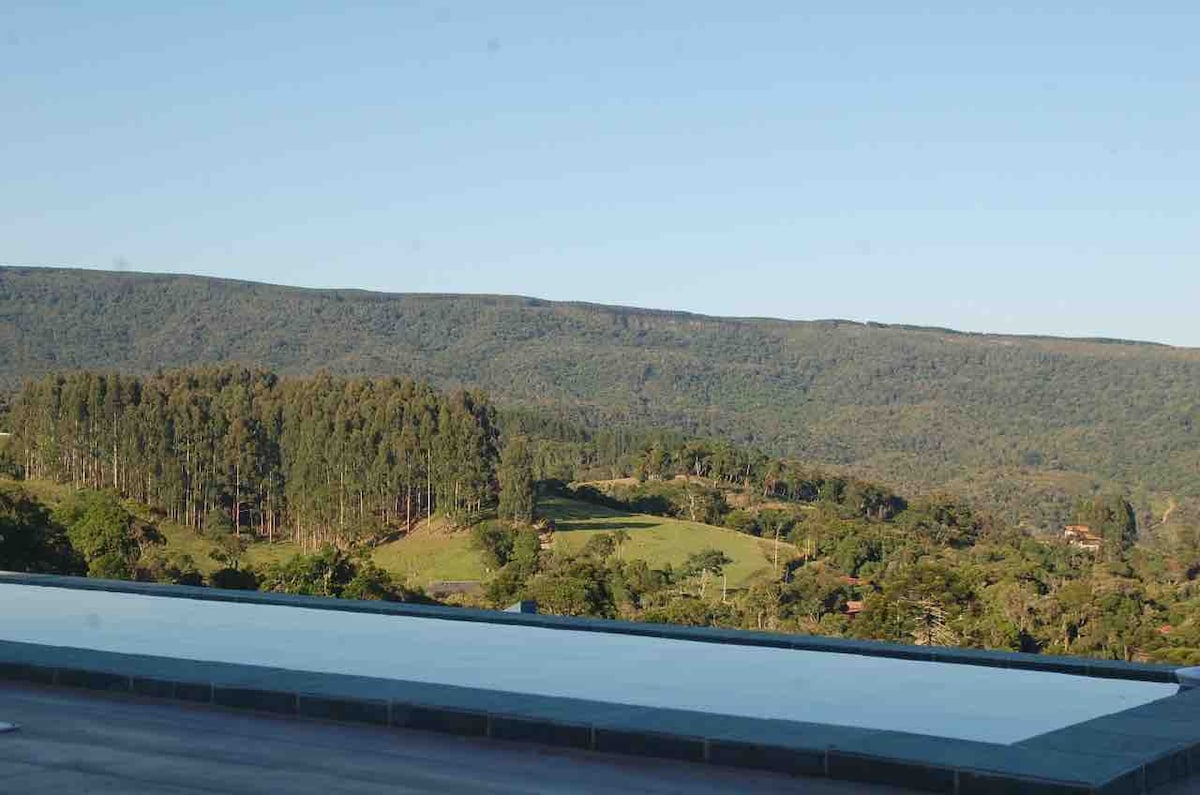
[234,460,241,538]
[774,527,781,579]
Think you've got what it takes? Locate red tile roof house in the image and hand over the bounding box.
[1062,524,1103,551]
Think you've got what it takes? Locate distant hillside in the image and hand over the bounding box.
[3,266,1199,523]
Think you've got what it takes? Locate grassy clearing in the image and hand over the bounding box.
[240,539,303,570]
[370,519,486,586]
[149,520,221,572]
[539,495,787,587]
[115,494,303,574]
[120,500,304,574]
[3,477,73,507]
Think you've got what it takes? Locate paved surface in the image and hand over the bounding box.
[0,683,917,794]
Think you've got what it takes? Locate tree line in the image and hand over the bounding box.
[10,369,500,548]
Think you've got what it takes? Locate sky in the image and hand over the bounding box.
[3,2,1198,346]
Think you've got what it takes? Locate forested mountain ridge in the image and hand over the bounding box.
[3,266,1199,528]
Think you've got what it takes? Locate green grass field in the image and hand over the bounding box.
[112,492,304,574]
[3,477,72,508]
[150,520,223,572]
[539,495,786,587]
[369,522,486,586]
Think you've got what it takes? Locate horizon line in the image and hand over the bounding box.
[1,262,1187,351]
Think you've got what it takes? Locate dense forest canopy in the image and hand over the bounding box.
[2,266,1198,531]
[10,369,498,547]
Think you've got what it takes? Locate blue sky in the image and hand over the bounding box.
[3,3,1198,345]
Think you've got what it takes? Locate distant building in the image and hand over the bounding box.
[1063,525,1103,552]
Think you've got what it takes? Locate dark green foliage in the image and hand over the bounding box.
[526,557,616,618]
[778,568,850,628]
[723,509,760,535]
[3,267,1197,528]
[209,566,259,590]
[563,450,913,552]
[641,596,718,627]
[852,561,979,647]
[896,496,985,549]
[482,565,528,606]
[342,561,425,602]
[0,484,82,574]
[509,527,542,577]
[471,521,515,569]
[681,548,732,579]
[477,520,543,601]
[0,437,20,479]
[566,441,906,528]
[613,557,671,609]
[680,548,732,598]
[257,546,422,601]
[204,507,234,537]
[569,481,727,524]
[11,368,499,548]
[256,546,349,597]
[829,531,883,576]
[52,490,148,579]
[1073,494,1138,555]
[497,435,535,523]
[209,534,249,571]
[137,550,204,586]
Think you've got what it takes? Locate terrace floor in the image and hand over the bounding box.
[0,682,917,795]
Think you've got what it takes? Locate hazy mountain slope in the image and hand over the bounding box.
[3,266,1198,510]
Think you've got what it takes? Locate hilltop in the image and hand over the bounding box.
[2,266,1198,524]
